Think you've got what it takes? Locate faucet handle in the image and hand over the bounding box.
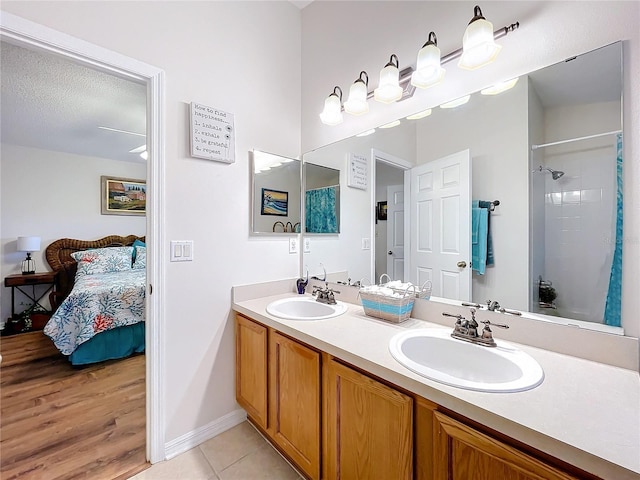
[480,320,509,329]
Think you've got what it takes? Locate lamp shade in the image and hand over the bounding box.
[344,72,369,116]
[374,55,403,104]
[411,33,445,89]
[458,6,501,70]
[17,236,41,252]
[319,87,344,126]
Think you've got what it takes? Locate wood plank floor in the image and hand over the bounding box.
[0,331,149,479]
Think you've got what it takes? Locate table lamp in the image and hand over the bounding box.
[17,236,41,274]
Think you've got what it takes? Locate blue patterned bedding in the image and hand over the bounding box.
[44,269,146,356]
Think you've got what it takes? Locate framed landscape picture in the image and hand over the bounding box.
[261,188,288,216]
[101,176,146,216]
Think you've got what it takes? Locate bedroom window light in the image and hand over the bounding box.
[17,236,41,274]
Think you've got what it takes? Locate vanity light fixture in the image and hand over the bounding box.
[440,95,471,109]
[406,108,433,120]
[458,5,502,70]
[374,55,403,104]
[411,32,446,89]
[481,77,519,95]
[319,86,344,125]
[319,6,519,126]
[379,120,401,129]
[344,71,370,115]
[356,129,376,137]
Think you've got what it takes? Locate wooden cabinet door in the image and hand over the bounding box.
[269,332,321,480]
[235,314,268,429]
[325,359,413,480]
[433,411,578,480]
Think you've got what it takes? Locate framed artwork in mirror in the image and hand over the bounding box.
[101,176,146,216]
[377,201,387,221]
[261,188,288,216]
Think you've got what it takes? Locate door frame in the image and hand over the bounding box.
[0,12,166,463]
[370,148,412,283]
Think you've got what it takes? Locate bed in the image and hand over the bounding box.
[44,235,146,365]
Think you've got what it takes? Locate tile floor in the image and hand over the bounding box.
[128,421,303,480]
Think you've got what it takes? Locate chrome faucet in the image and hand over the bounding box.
[487,299,501,311]
[312,282,340,305]
[442,308,509,347]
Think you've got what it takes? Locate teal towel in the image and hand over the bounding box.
[472,206,488,275]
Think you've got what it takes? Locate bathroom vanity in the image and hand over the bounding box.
[232,282,640,480]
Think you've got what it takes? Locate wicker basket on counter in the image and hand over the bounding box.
[358,276,417,323]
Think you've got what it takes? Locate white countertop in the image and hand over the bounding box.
[233,291,640,480]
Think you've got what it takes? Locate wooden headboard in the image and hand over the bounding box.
[45,234,145,307]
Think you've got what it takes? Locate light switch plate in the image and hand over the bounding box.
[171,240,194,261]
[289,237,299,254]
[362,238,371,250]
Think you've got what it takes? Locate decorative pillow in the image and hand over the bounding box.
[132,239,146,263]
[132,246,146,270]
[71,246,134,277]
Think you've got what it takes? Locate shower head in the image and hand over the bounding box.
[533,165,565,180]
[551,169,564,180]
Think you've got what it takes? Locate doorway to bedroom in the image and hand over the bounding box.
[0,12,164,476]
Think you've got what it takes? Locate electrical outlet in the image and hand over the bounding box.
[289,237,299,254]
[303,237,311,253]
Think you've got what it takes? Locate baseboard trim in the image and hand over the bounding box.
[164,408,247,460]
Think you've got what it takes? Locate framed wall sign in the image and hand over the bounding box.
[190,102,235,163]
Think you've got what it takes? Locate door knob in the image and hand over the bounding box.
[388,251,393,255]
[457,261,467,268]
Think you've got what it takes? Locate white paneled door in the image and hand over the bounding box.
[409,150,471,301]
[386,184,404,281]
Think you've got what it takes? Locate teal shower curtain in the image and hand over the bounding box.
[305,186,338,234]
[604,133,623,327]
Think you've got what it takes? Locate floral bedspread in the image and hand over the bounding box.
[44,270,146,355]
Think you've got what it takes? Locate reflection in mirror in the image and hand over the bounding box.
[301,41,623,330]
[304,163,340,234]
[251,150,301,234]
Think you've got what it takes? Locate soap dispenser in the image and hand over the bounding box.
[296,269,309,294]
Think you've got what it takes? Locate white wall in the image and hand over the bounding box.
[0,143,146,324]
[0,0,302,446]
[301,1,640,339]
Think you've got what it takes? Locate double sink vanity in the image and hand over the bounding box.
[232,279,640,480]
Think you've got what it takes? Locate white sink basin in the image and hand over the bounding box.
[266,296,347,320]
[389,329,544,392]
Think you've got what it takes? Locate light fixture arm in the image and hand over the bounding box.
[423,31,438,48]
[385,54,400,69]
[356,70,369,87]
[332,85,343,101]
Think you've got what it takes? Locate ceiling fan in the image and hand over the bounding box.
[98,126,147,159]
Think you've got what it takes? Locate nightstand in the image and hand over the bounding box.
[4,272,57,333]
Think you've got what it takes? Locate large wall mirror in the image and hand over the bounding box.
[251,150,301,234]
[301,41,623,331]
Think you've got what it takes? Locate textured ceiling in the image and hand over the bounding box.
[1,41,147,163]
